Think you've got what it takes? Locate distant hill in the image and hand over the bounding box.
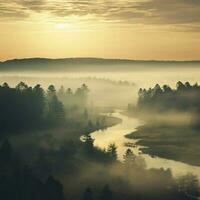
[0,57,200,72]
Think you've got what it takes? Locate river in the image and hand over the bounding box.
[91,111,200,179]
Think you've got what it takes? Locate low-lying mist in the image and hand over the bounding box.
[1,63,200,108]
[0,75,137,108]
[1,63,200,199]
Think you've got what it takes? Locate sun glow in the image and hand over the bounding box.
[55,23,66,30]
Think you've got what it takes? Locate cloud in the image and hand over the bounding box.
[134,0,200,24]
[0,0,47,20]
[17,0,46,11]
[0,1,29,20]
[0,0,200,31]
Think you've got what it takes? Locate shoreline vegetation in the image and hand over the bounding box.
[127,81,200,167]
[126,124,200,166]
[0,81,200,200]
[10,114,121,150]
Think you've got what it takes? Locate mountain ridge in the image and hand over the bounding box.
[1,57,200,64]
[0,57,200,72]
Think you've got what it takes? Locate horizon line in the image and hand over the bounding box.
[1,57,200,63]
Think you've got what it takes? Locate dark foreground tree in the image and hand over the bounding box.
[123,148,136,167]
[0,140,65,200]
[100,185,113,200]
[83,187,93,200]
[107,144,117,161]
[45,176,65,200]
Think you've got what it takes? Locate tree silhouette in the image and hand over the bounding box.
[16,81,28,91]
[137,81,200,118]
[83,134,94,154]
[107,144,117,161]
[83,187,93,200]
[100,184,113,200]
[0,139,12,165]
[47,95,65,126]
[45,176,65,200]
[177,173,200,198]
[123,148,136,167]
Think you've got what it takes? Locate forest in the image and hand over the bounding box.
[137,81,200,114]
[127,81,200,166]
[1,0,200,198]
[0,82,199,200]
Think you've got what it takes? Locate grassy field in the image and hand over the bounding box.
[126,124,200,166]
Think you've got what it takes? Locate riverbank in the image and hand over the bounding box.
[8,114,122,148]
[126,124,200,166]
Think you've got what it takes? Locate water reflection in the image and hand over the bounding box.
[91,112,200,179]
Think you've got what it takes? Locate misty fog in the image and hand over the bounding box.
[1,63,200,108]
[1,62,200,200]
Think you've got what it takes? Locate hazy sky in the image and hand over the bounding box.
[0,0,200,61]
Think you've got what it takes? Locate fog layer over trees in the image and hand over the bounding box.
[127,81,200,166]
[0,80,199,200]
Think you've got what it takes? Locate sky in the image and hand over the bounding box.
[0,0,200,61]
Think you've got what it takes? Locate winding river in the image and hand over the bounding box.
[91,111,200,179]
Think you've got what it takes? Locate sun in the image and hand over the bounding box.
[55,23,66,30]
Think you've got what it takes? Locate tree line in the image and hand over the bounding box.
[0,139,199,200]
[135,81,200,112]
[0,139,65,200]
[0,82,90,133]
[57,83,89,109]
